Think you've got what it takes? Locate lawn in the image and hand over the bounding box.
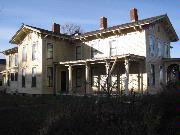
[0,86,179,135]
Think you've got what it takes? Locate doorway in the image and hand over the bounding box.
[61,71,67,92]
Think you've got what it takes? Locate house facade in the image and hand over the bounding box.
[2,8,179,95]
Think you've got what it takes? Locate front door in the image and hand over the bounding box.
[61,71,67,92]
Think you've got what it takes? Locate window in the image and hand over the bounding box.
[7,74,10,86]
[32,67,36,87]
[32,42,38,60]
[22,69,26,88]
[76,46,81,60]
[150,64,155,86]
[47,43,53,59]
[76,68,82,87]
[91,45,98,58]
[157,40,162,57]
[22,47,27,62]
[11,73,14,81]
[9,55,11,67]
[15,73,18,81]
[15,54,18,66]
[149,35,155,56]
[47,67,53,87]
[109,40,117,56]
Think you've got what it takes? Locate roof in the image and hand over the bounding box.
[10,14,178,44]
[10,24,71,44]
[3,47,18,55]
[0,59,6,65]
[74,14,178,42]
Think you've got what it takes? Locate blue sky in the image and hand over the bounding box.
[0,0,179,58]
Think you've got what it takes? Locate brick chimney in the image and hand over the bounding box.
[100,17,107,30]
[130,8,138,22]
[52,23,60,33]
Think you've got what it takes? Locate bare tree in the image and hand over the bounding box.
[61,23,83,35]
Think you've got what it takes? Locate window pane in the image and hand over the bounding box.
[110,40,117,56]
[22,69,26,87]
[22,47,27,62]
[76,46,81,60]
[32,67,36,87]
[11,73,14,81]
[47,43,53,59]
[15,73,18,81]
[76,68,82,87]
[47,67,53,87]
[32,42,38,60]
[15,54,18,66]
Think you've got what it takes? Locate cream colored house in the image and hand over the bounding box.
[2,8,179,95]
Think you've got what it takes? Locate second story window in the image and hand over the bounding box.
[76,46,81,60]
[109,40,117,56]
[22,47,27,62]
[91,44,98,58]
[32,67,36,87]
[15,54,18,66]
[149,35,155,56]
[32,42,38,61]
[157,40,162,57]
[47,43,53,59]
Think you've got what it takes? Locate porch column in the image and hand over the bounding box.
[138,62,141,93]
[117,74,120,94]
[124,58,129,95]
[68,65,73,93]
[105,60,111,92]
[85,62,90,94]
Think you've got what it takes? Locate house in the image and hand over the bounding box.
[0,59,6,91]
[2,8,179,95]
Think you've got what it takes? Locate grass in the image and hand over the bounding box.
[0,85,179,135]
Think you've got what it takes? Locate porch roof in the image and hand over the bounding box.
[59,54,145,66]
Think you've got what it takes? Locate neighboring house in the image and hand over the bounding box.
[0,59,6,91]
[2,8,179,95]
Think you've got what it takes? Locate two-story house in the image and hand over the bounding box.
[3,8,179,95]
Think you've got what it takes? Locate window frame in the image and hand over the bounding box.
[47,67,53,87]
[76,68,82,87]
[149,34,155,57]
[75,46,82,60]
[109,40,117,56]
[22,69,26,88]
[32,41,38,61]
[47,43,53,59]
[22,46,27,62]
[32,67,37,88]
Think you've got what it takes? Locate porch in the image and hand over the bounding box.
[54,54,146,95]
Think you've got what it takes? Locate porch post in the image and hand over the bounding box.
[105,60,111,93]
[68,65,73,94]
[85,62,90,94]
[138,62,141,93]
[117,74,120,94]
[124,58,129,95]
